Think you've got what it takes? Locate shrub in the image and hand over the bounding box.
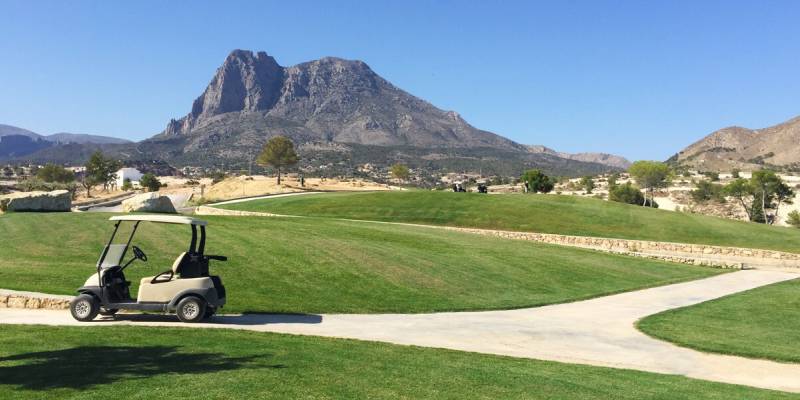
[36,164,75,183]
[787,211,800,228]
[139,173,162,192]
[609,182,658,208]
[520,169,554,193]
[121,178,133,191]
[691,180,725,203]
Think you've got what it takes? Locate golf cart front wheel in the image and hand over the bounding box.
[176,296,207,323]
[70,294,100,322]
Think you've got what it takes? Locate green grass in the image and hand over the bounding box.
[221,191,800,253]
[0,212,719,314]
[0,325,796,399]
[638,278,800,364]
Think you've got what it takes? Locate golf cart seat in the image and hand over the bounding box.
[138,251,188,287]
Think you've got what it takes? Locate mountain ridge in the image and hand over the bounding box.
[673,115,800,171]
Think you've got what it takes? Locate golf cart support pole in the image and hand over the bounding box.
[97,221,122,289]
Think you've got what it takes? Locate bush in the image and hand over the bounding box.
[691,180,725,203]
[609,182,658,208]
[787,211,800,228]
[36,164,75,183]
[121,178,133,191]
[16,178,78,199]
[520,169,554,193]
[139,173,162,192]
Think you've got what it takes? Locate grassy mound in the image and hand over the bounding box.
[0,325,795,399]
[0,212,718,314]
[638,278,800,364]
[221,191,800,253]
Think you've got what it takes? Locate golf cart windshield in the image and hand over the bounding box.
[98,244,127,269]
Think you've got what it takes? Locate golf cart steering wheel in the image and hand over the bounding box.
[132,246,148,262]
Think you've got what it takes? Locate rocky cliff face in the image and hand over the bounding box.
[674,116,800,171]
[160,50,521,150]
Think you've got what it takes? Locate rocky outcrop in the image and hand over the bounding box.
[0,190,71,212]
[121,192,176,213]
[159,49,523,151]
[0,289,72,310]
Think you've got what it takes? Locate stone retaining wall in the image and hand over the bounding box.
[0,289,72,310]
[195,206,281,217]
[441,227,800,269]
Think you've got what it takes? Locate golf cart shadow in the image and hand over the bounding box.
[0,346,282,390]
[103,312,323,325]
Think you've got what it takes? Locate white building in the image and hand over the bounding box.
[115,167,143,188]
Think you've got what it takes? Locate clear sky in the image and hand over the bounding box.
[1,1,798,160]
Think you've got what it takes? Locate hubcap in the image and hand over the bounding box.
[74,300,91,318]
[183,302,199,319]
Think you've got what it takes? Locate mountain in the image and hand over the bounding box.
[671,115,800,172]
[159,50,521,151]
[526,145,631,169]
[0,124,41,139]
[7,50,624,178]
[0,124,130,160]
[46,132,131,145]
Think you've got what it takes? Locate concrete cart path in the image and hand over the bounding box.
[2,270,799,393]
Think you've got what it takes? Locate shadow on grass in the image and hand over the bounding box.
[0,346,283,390]
[95,313,323,326]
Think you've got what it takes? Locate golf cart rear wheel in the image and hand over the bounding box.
[176,296,207,323]
[70,294,100,322]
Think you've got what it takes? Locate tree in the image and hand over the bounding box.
[723,178,754,220]
[731,168,741,179]
[609,182,657,207]
[37,164,75,183]
[691,180,724,203]
[628,161,671,207]
[787,210,800,228]
[579,176,595,194]
[390,163,410,183]
[750,170,792,224]
[2,166,13,178]
[607,173,619,189]
[83,151,121,196]
[702,171,720,181]
[520,169,554,193]
[256,136,298,185]
[139,173,162,192]
[121,178,133,191]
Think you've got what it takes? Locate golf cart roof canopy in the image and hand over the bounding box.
[109,215,208,226]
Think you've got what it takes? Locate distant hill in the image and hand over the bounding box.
[46,132,131,145]
[671,115,800,172]
[0,124,130,160]
[526,145,631,169]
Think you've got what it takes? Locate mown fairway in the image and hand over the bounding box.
[0,325,797,399]
[0,212,719,314]
[638,278,800,363]
[221,191,800,253]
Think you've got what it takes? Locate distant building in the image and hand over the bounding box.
[115,167,143,188]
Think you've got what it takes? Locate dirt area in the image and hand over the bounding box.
[197,175,391,202]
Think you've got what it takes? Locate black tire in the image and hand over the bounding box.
[70,294,100,322]
[176,296,206,323]
[203,307,216,320]
[99,308,119,316]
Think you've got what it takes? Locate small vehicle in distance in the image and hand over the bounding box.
[70,215,227,323]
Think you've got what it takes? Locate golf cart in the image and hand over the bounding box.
[70,215,228,323]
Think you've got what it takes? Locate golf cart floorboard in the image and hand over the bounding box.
[106,302,167,312]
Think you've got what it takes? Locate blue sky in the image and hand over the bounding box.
[1,0,798,160]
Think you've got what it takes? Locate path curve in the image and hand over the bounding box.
[2,270,798,392]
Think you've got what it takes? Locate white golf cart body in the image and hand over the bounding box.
[72,215,227,322]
